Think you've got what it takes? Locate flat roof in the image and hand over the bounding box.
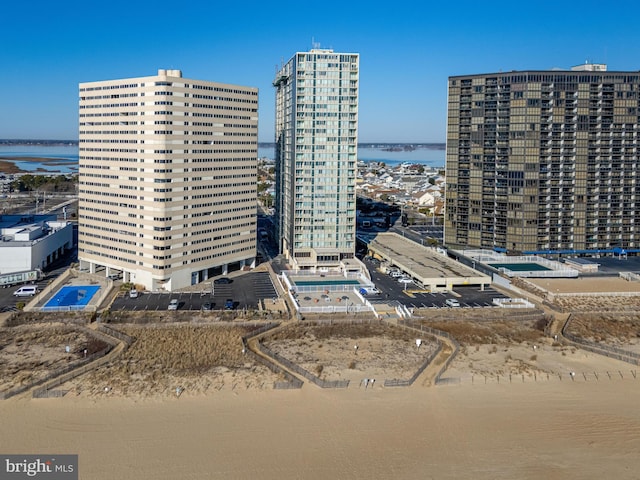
[565,258,599,265]
[449,69,640,79]
[0,214,56,230]
[367,233,490,287]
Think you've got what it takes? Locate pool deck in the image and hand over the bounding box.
[279,270,374,314]
[44,285,101,309]
[25,269,112,312]
[489,263,551,272]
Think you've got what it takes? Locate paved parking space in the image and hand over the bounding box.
[111,271,278,311]
[362,257,509,309]
[0,251,78,312]
[586,256,640,274]
[402,287,508,309]
[409,225,444,239]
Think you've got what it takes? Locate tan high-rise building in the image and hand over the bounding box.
[78,69,258,291]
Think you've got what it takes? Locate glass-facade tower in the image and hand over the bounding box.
[273,49,359,269]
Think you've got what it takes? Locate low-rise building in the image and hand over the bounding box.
[0,214,73,274]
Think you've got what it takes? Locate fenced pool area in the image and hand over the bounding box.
[279,271,378,315]
[293,279,361,287]
[489,263,552,272]
[284,272,371,294]
[44,285,101,310]
[459,249,579,278]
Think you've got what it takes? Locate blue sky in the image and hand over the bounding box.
[1,0,639,143]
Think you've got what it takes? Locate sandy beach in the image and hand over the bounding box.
[1,379,639,479]
[2,317,640,479]
[2,276,640,478]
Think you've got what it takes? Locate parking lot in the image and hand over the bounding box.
[406,225,444,241]
[363,257,508,309]
[0,252,77,313]
[110,271,278,312]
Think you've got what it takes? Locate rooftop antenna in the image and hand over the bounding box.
[312,37,321,49]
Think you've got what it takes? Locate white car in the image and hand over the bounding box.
[168,299,179,310]
[13,286,37,297]
[359,287,380,296]
[398,276,413,284]
[445,298,461,307]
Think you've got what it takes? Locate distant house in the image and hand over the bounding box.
[429,174,445,186]
[425,184,443,197]
[370,186,403,201]
[411,190,436,207]
[379,173,392,185]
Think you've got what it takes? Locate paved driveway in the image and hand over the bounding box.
[111,271,277,311]
[363,257,509,309]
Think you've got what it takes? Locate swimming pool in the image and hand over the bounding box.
[489,263,551,272]
[44,285,101,309]
[293,279,361,286]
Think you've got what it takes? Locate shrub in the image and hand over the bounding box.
[534,317,551,332]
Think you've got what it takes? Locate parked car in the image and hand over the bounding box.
[445,298,461,308]
[129,289,139,298]
[201,302,212,311]
[214,277,232,285]
[13,286,37,297]
[168,299,179,310]
[398,276,413,284]
[224,299,235,310]
[359,287,380,296]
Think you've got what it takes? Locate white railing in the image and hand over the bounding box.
[38,305,97,312]
[499,268,578,278]
[288,270,345,277]
[293,284,362,293]
[492,297,535,308]
[620,272,640,282]
[552,291,640,298]
[297,304,372,314]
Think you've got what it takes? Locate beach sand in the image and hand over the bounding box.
[1,376,639,479]
[2,278,640,478]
